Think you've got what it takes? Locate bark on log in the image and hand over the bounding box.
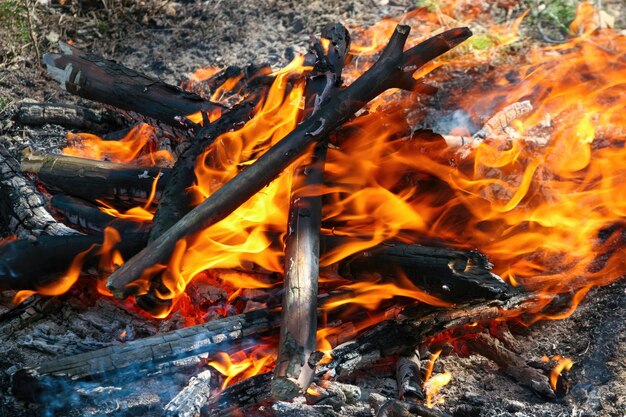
[15,102,120,132]
[21,150,170,206]
[466,332,556,399]
[0,142,78,237]
[11,309,280,402]
[43,42,225,136]
[272,22,350,401]
[107,26,473,298]
[165,369,213,417]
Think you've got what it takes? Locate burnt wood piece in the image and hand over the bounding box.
[165,369,213,417]
[339,243,513,302]
[43,42,225,136]
[51,194,149,233]
[272,22,350,401]
[21,150,170,206]
[317,292,538,378]
[0,142,78,237]
[202,372,272,417]
[11,309,280,402]
[395,354,424,401]
[466,332,556,399]
[15,102,120,132]
[376,399,452,417]
[0,233,148,291]
[107,25,473,298]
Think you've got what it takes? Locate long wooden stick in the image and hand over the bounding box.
[106,26,473,298]
[43,42,225,136]
[272,22,350,400]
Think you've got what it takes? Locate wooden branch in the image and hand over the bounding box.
[21,150,170,206]
[15,102,120,132]
[339,243,514,303]
[51,194,149,233]
[43,42,225,136]
[147,93,262,242]
[0,142,79,237]
[272,22,350,401]
[466,332,556,399]
[107,26,473,298]
[11,309,280,402]
[165,369,213,417]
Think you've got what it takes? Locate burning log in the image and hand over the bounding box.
[21,150,170,206]
[203,372,272,417]
[11,309,280,402]
[272,22,350,401]
[106,25,473,298]
[339,243,513,303]
[50,195,148,233]
[15,102,120,133]
[465,332,556,399]
[43,42,225,136]
[0,142,78,237]
[164,369,213,417]
[0,233,148,291]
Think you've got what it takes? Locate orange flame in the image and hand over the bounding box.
[423,350,451,408]
[64,124,173,166]
[546,355,574,391]
[208,345,275,389]
[97,173,161,222]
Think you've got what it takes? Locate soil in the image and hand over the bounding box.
[0,1,625,417]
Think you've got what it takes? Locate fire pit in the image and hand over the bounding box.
[0,1,624,416]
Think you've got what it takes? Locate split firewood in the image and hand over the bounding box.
[43,42,225,137]
[164,369,213,417]
[465,332,556,399]
[11,309,280,402]
[50,194,149,234]
[395,354,424,401]
[272,22,350,401]
[441,101,544,148]
[0,142,79,237]
[15,102,121,133]
[106,25,473,298]
[21,150,170,206]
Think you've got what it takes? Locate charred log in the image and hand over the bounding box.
[11,309,280,402]
[43,42,225,136]
[0,232,148,291]
[339,243,513,303]
[272,22,350,401]
[21,150,170,206]
[466,332,556,400]
[202,372,272,417]
[50,195,149,234]
[15,102,121,133]
[107,26,473,298]
[395,354,424,401]
[0,142,78,237]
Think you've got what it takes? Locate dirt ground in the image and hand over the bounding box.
[0,1,625,417]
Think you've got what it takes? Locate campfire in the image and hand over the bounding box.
[0,2,624,416]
